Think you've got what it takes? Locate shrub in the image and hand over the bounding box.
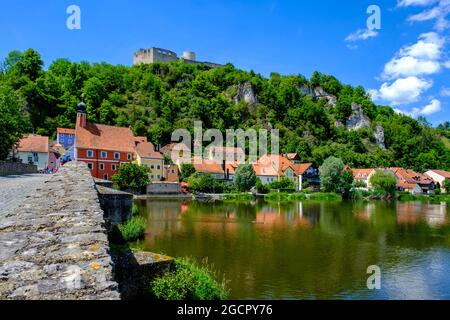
[187,173,224,193]
[149,258,229,300]
[256,179,270,194]
[308,192,342,201]
[222,193,254,202]
[112,163,150,192]
[180,163,196,182]
[118,216,147,242]
[264,192,306,202]
[132,204,140,216]
[268,177,295,190]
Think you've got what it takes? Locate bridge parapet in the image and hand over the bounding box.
[0,162,120,300]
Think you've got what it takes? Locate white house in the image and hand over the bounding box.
[425,170,450,192]
[13,135,49,170]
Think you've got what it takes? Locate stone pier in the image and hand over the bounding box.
[0,162,120,300]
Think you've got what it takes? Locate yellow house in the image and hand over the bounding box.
[135,141,164,181]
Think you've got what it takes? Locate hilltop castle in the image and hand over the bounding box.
[133,47,223,68]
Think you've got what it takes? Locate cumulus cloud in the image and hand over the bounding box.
[404,0,450,31]
[445,60,450,68]
[382,32,444,79]
[395,99,442,117]
[369,76,433,105]
[345,29,378,42]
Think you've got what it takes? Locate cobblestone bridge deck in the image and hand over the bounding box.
[0,162,120,300]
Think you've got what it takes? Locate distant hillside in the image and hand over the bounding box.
[0,49,449,171]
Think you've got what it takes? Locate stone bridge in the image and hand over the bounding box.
[0,162,120,300]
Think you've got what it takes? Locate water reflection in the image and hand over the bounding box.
[136,199,450,300]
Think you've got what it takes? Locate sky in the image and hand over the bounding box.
[0,0,449,125]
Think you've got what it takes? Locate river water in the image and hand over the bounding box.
[135,199,450,300]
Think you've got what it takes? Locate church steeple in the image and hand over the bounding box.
[76,101,87,128]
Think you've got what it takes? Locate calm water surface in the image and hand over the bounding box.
[135,199,450,300]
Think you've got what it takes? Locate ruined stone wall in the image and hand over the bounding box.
[0,162,120,300]
[0,161,37,176]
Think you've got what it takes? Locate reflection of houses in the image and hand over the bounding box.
[425,170,450,192]
[388,168,435,195]
[135,139,165,181]
[352,169,377,189]
[13,135,49,170]
[252,154,313,191]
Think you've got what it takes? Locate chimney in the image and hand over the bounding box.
[76,101,87,128]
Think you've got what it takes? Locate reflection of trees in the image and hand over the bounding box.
[136,199,450,299]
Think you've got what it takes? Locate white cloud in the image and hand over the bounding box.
[382,32,444,79]
[370,76,433,105]
[397,0,439,7]
[345,29,378,42]
[444,60,450,68]
[405,0,450,31]
[396,99,442,117]
[440,87,450,96]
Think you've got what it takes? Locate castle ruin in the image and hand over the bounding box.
[133,47,223,68]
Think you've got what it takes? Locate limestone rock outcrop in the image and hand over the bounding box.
[374,125,386,149]
[346,103,371,131]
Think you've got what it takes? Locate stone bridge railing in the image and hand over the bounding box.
[0,162,120,300]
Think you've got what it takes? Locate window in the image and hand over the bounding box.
[27,156,33,164]
[157,164,161,170]
[157,175,161,180]
[150,174,154,179]
[127,153,132,160]
[87,150,94,158]
[99,163,105,170]
[103,174,109,180]
[144,164,148,168]
[87,163,93,170]
[150,164,155,169]
[101,151,108,159]
[114,152,120,160]
[33,152,39,162]
[111,164,117,171]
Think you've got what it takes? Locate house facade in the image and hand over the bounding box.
[425,170,450,192]
[56,128,76,149]
[135,141,165,181]
[73,102,136,181]
[13,135,49,170]
[164,164,180,182]
[352,169,377,190]
[388,168,435,195]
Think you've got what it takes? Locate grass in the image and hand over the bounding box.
[149,258,229,300]
[118,216,147,242]
[264,192,307,203]
[398,193,450,203]
[307,192,342,201]
[222,193,255,202]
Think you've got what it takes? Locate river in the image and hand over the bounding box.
[134,199,450,300]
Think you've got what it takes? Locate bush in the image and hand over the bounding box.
[132,204,140,216]
[222,193,254,202]
[118,216,147,242]
[149,258,229,300]
[112,163,150,192]
[256,179,270,194]
[264,192,307,202]
[308,192,342,201]
[187,173,224,193]
[268,177,295,190]
[180,163,196,182]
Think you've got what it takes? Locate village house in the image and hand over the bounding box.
[191,156,226,180]
[56,128,76,149]
[252,154,313,191]
[352,169,377,190]
[161,142,191,165]
[12,135,49,170]
[208,146,245,163]
[164,164,180,182]
[425,170,450,192]
[135,140,165,181]
[73,102,136,181]
[387,168,435,195]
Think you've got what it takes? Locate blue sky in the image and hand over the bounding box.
[0,0,449,124]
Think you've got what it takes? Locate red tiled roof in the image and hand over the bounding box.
[352,169,376,180]
[389,168,433,186]
[75,123,135,153]
[136,142,163,159]
[17,135,49,153]
[286,153,300,160]
[57,128,75,135]
[192,157,224,174]
[134,136,147,144]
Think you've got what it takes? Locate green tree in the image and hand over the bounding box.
[180,163,196,182]
[187,173,224,193]
[340,170,354,198]
[112,163,150,192]
[319,156,345,193]
[369,171,397,197]
[233,164,257,192]
[0,85,29,160]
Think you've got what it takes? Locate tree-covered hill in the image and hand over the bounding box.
[0,49,449,171]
